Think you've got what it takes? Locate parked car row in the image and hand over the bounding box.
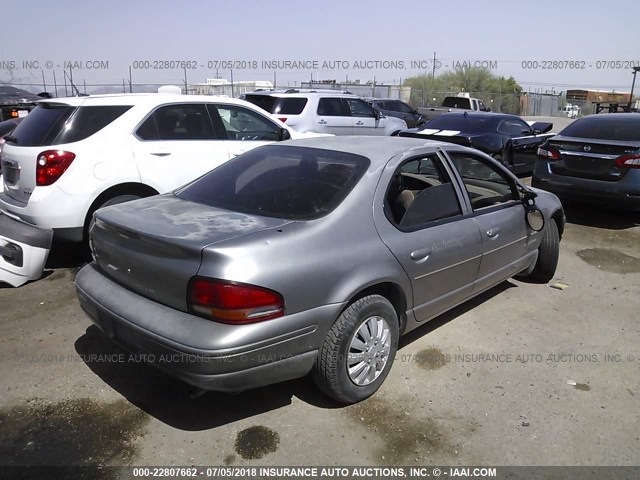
[242,90,408,136]
[2,88,638,404]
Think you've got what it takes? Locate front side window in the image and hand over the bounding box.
[214,105,280,141]
[386,155,462,228]
[447,151,518,210]
[396,101,415,114]
[346,98,376,117]
[136,104,216,141]
[176,145,370,220]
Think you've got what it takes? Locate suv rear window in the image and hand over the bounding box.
[243,94,278,113]
[243,95,308,115]
[6,103,131,146]
[559,116,640,141]
[176,145,370,220]
[272,98,307,115]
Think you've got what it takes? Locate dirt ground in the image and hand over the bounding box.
[1,199,639,471]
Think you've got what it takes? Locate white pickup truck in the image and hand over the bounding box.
[417,96,491,120]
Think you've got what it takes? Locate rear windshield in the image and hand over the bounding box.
[243,95,277,113]
[441,97,471,108]
[244,95,307,115]
[422,115,494,132]
[272,98,307,115]
[176,145,370,220]
[559,116,640,141]
[7,103,131,146]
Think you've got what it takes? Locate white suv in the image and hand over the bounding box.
[0,93,314,286]
[243,90,407,136]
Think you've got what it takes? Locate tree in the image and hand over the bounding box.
[404,68,523,114]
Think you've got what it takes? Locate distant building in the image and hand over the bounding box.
[566,89,630,104]
[188,78,274,97]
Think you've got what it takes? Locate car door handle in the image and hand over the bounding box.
[486,229,500,238]
[318,119,327,125]
[151,152,171,157]
[410,248,432,262]
[355,121,364,125]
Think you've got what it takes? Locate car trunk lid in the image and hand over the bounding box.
[90,194,291,311]
[547,136,640,181]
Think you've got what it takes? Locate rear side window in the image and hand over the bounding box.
[273,98,307,115]
[441,97,471,109]
[136,104,217,140]
[176,145,370,220]
[6,103,74,146]
[53,106,132,144]
[317,98,350,116]
[559,116,640,141]
[386,155,462,228]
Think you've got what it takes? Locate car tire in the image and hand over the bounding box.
[312,295,399,404]
[522,218,560,283]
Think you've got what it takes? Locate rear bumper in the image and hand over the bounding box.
[532,162,640,211]
[0,211,53,286]
[75,263,342,392]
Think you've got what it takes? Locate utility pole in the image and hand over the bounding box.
[630,67,640,109]
[432,52,436,80]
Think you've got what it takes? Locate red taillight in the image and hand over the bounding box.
[537,146,561,161]
[614,154,640,169]
[188,278,285,324]
[36,150,75,186]
[278,117,287,123]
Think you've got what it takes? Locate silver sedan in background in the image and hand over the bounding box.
[76,137,564,404]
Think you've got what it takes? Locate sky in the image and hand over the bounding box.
[3,0,640,94]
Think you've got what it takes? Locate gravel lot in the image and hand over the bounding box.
[1,186,639,471]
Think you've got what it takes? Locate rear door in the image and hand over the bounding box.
[445,149,531,293]
[315,98,353,135]
[131,103,230,192]
[375,153,482,322]
[346,98,385,136]
[209,103,283,158]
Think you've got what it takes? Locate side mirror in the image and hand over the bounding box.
[278,128,291,141]
[526,207,545,232]
[486,107,492,112]
[373,109,382,120]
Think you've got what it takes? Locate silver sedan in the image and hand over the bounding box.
[76,136,564,404]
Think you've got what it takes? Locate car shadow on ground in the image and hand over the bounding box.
[74,326,338,431]
[74,281,517,430]
[562,201,639,230]
[398,281,516,349]
[45,240,91,269]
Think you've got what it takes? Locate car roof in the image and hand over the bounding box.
[275,136,452,168]
[577,113,640,121]
[35,93,254,107]
[244,90,359,98]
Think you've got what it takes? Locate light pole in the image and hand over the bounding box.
[630,66,640,109]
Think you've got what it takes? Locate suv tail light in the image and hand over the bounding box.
[614,154,640,169]
[188,277,285,324]
[36,150,76,186]
[537,146,561,161]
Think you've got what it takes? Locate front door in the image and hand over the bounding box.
[374,153,482,322]
[445,150,531,293]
